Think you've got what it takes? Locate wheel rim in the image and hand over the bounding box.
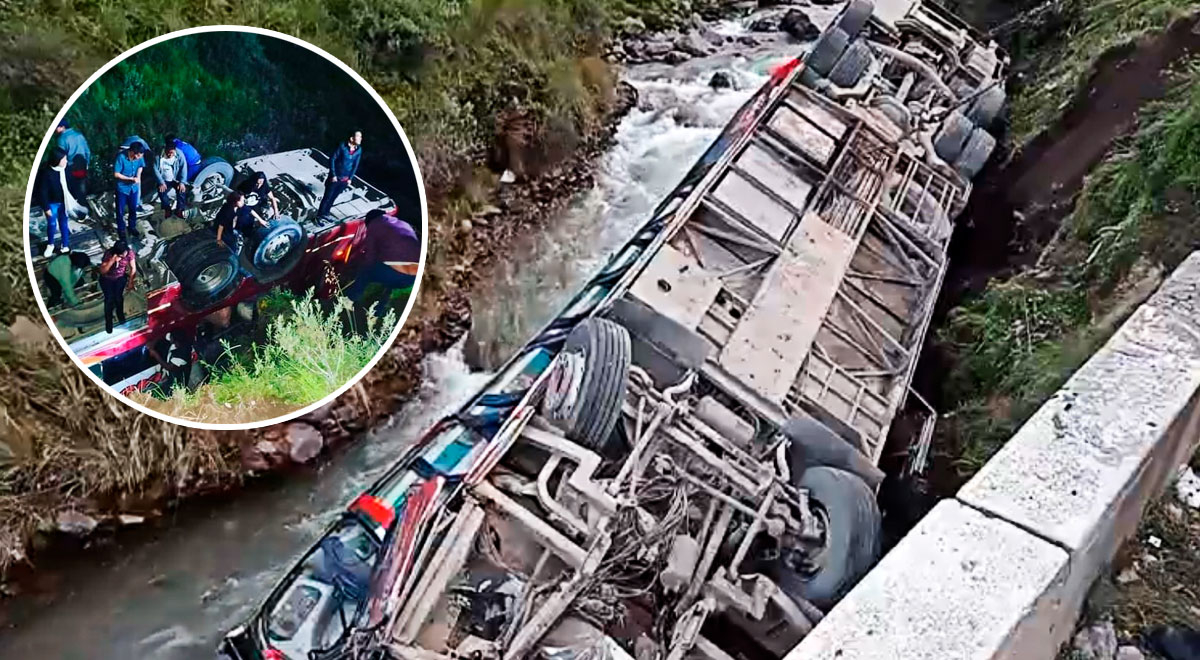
[197,174,224,203]
[544,350,586,422]
[194,262,234,294]
[261,232,294,265]
[799,500,832,578]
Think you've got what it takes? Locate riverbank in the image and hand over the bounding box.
[0,0,754,577]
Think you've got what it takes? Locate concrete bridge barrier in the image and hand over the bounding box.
[787,251,1200,660]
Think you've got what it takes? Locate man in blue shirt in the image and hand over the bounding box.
[113,141,145,240]
[55,120,90,199]
[316,130,363,220]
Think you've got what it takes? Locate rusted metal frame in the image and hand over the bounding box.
[755,127,830,179]
[536,455,590,536]
[842,301,896,369]
[835,288,909,361]
[663,425,760,496]
[796,350,890,413]
[902,386,938,477]
[729,483,777,573]
[594,61,804,315]
[680,414,767,479]
[847,268,924,287]
[681,226,706,268]
[502,524,614,660]
[842,275,910,328]
[393,500,487,643]
[875,204,942,270]
[677,504,734,613]
[694,200,783,255]
[717,256,773,280]
[820,311,895,369]
[728,162,809,227]
[814,138,893,240]
[474,480,588,569]
[779,97,844,144]
[862,213,929,287]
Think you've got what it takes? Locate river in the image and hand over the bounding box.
[0,11,838,658]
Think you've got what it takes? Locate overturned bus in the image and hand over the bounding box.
[30,148,401,396]
[222,1,1007,658]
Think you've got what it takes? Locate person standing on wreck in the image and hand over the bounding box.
[345,208,420,317]
[316,130,362,220]
[39,148,73,258]
[99,239,136,334]
[54,120,90,199]
[113,141,145,240]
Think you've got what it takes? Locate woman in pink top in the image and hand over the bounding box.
[99,239,136,333]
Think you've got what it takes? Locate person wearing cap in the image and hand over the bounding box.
[237,171,280,220]
[113,141,146,240]
[345,208,420,317]
[154,135,189,219]
[38,147,73,258]
[316,130,363,220]
[55,120,90,198]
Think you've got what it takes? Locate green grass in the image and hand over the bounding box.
[1008,0,1200,143]
[1071,61,1200,284]
[170,293,397,415]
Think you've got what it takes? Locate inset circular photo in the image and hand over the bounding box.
[23,27,426,429]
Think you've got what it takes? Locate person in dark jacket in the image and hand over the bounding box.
[316,130,363,219]
[39,147,71,258]
[237,171,280,220]
[99,239,136,333]
[55,120,90,199]
[154,135,189,219]
[114,141,146,240]
[345,208,420,317]
[213,192,267,256]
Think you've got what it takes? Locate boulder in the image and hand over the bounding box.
[710,71,736,90]
[675,30,713,57]
[1116,647,1145,660]
[1072,621,1118,660]
[664,51,692,65]
[284,422,324,464]
[56,510,99,535]
[780,9,820,41]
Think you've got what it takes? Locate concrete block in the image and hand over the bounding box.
[786,500,1070,660]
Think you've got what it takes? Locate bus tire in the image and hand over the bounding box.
[166,230,242,311]
[933,110,973,163]
[837,0,875,39]
[191,156,234,204]
[542,318,631,452]
[807,28,850,78]
[246,216,306,280]
[780,466,881,610]
[966,85,1006,128]
[954,127,997,180]
[828,39,873,88]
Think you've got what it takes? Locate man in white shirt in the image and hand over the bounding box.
[154,134,189,219]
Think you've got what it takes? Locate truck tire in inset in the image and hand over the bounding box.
[837,0,875,39]
[954,127,997,180]
[966,85,1006,128]
[806,27,850,78]
[933,110,973,163]
[780,466,881,610]
[828,39,873,88]
[245,216,306,281]
[541,318,631,452]
[165,230,243,311]
[191,156,234,204]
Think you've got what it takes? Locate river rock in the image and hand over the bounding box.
[710,71,736,90]
[1073,621,1118,660]
[664,50,692,65]
[56,510,99,535]
[1116,647,1145,660]
[1175,466,1200,508]
[675,30,713,57]
[641,39,673,58]
[285,422,324,464]
[749,15,781,31]
[738,35,761,46]
[781,9,819,41]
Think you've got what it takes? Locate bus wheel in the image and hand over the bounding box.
[542,317,631,452]
[166,230,242,311]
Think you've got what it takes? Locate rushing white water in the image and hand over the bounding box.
[0,11,838,658]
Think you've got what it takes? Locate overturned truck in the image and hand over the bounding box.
[222,2,1007,658]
